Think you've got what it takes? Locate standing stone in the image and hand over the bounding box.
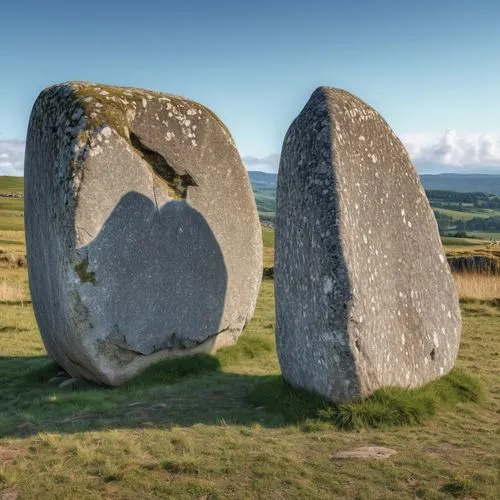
[25,82,262,386]
[275,87,461,402]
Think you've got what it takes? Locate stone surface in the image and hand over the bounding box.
[330,446,397,460]
[0,489,19,500]
[275,87,461,402]
[25,82,262,385]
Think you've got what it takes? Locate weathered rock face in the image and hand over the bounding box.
[275,87,461,402]
[25,82,262,385]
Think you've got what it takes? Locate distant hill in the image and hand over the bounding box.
[248,171,277,189]
[419,174,500,195]
[0,176,24,194]
[249,171,500,196]
[248,171,500,225]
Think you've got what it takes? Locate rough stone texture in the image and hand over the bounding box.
[331,446,397,460]
[25,82,262,385]
[275,87,461,402]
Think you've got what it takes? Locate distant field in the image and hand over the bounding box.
[0,175,23,194]
[0,197,24,232]
[0,177,25,232]
[467,231,500,240]
[440,236,486,247]
[432,206,500,220]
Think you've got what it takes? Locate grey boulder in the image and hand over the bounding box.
[25,82,262,385]
[275,87,461,402]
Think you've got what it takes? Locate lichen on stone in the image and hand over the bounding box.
[74,257,96,284]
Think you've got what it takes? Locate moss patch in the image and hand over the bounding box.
[248,368,485,430]
[74,257,96,284]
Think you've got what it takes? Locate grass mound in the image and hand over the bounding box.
[248,368,484,431]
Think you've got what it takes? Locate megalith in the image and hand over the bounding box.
[275,87,461,402]
[24,82,262,385]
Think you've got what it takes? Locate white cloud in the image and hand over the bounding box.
[242,153,280,174]
[400,130,500,168]
[0,139,25,176]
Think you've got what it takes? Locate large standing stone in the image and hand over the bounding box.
[275,87,461,402]
[25,82,262,385]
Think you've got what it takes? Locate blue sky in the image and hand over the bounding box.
[1,0,499,174]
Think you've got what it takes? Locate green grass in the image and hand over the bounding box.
[248,368,483,431]
[467,231,500,240]
[440,236,486,247]
[0,196,24,232]
[0,176,23,194]
[261,226,275,248]
[433,206,500,220]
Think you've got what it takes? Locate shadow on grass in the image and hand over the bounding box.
[0,351,484,439]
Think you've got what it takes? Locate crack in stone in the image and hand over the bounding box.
[129,132,197,199]
[109,324,235,356]
[77,226,95,240]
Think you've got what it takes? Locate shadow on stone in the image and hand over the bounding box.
[76,191,228,357]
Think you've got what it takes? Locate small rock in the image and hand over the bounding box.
[48,376,68,385]
[58,377,81,388]
[331,446,397,460]
[0,489,19,500]
[150,403,167,409]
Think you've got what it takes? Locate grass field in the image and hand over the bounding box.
[440,236,485,247]
[0,177,23,194]
[1,177,499,498]
[433,206,500,220]
[467,231,500,240]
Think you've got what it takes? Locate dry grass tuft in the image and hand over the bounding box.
[453,272,500,300]
[0,281,29,302]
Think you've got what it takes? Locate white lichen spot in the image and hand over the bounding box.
[433,332,440,347]
[126,108,136,122]
[323,277,333,295]
[370,154,378,163]
[101,127,112,139]
[191,139,197,147]
[359,135,365,141]
[363,234,368,244]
